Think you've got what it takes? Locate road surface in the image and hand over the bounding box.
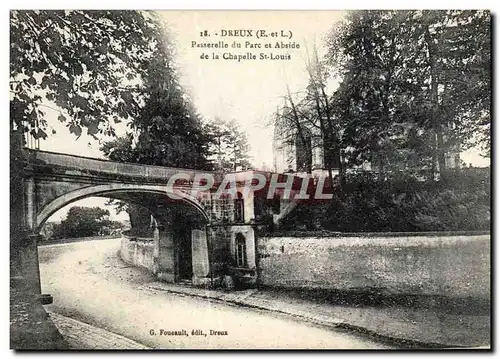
[39,238,395,349]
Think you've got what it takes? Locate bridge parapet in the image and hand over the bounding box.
[23,149,222,185]
[22,148,321,236]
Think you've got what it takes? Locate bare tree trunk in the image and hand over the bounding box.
[436,128,446,173]
[425,25,446,177]
[313,94,334,193]
[306,47,337,193]
[320,85,343,192]
[286,85,312,174]
[128,204,153,236]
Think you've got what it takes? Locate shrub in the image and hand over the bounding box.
[279,168,490,232]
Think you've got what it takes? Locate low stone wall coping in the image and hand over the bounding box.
[261,230,490,238]
[121,231,154,241]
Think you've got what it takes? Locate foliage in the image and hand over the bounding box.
[127,205,154,236]
[99,47,252,226]
[278,168,490,232]
[101,95,214,170]
[273,10,490,181]
[98,25,250,230]
[48,206,124,239]
[39,221,57,240]
[10,10,170,141]
[124,45,215,169]
[327,10,491,172]
[100,24,216,171]
[205,117,252,172]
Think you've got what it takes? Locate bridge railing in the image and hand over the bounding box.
[25,148,220,184]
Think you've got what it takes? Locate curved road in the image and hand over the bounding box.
[39,238,394,349]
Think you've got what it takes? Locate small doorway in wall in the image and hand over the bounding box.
[176,227,193,281]
[169,202,206,282]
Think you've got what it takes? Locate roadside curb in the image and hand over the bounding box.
[10,286,70,350]
[47,311,150,350]
[143,284,484,349]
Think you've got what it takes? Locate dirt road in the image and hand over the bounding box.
[39,238,394,349]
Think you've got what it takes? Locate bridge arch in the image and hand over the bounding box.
[35,183,210,232]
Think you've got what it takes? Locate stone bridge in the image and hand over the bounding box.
[10,137,315,297]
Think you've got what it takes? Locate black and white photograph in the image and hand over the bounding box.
[9,9,491,350]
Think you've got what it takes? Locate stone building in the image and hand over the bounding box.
[272,123,461,178]
[119,170,301,289]
[272,125,337,178]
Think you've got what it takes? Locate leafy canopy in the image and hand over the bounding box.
[50,206,123,239]
[327,10,490,169]
[10,10,167,140]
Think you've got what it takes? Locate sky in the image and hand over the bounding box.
[48,197,129,222]
[37,10,346,169]
[37,10,489,168]
[35,10,489,221]
[161,10,346,169]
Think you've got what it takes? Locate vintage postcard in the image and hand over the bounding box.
[9,9,491,350]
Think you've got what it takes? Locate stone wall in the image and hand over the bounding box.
[120,234,155,272]
[120,225,257,287]
[257,233,490,300]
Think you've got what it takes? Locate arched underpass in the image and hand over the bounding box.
[38,190,210,285]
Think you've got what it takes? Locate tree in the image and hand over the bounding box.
[326,10,491,175]
[126,39,215,170]
[327,11,428,172]
[10,10,168,141]
[273,49,342,190]
[99,133,136,163]
[419,10,491,165]
[100,29,214,171]
[206,117,252,172]
[99,22,218,234]
[273,87,313,174]
[50,206,120,239]
[304,46,343,189]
